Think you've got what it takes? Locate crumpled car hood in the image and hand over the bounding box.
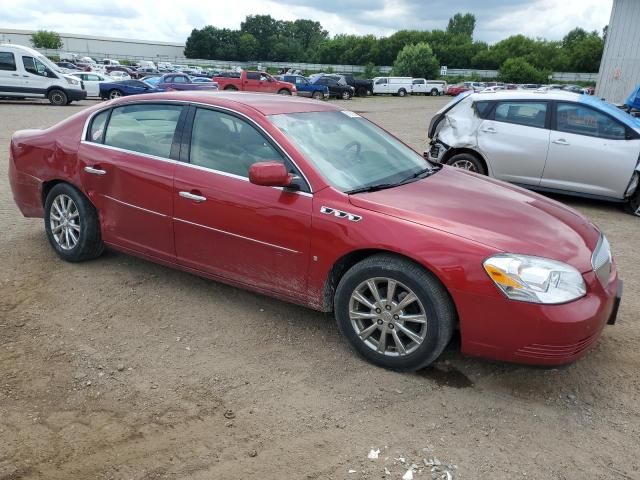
[348,167,600,273]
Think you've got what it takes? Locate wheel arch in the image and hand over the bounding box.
[322,248,458,323]
[441,147,490,175]
[41,179,92,208]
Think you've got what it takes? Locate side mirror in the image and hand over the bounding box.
[249,161,293,187]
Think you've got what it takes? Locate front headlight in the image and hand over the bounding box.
[483,254,586,304]
[65,77,80,86]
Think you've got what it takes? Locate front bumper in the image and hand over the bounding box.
[67,88,87,101]
[454,265,621,366]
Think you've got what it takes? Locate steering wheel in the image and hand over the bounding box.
[342,140,362,159]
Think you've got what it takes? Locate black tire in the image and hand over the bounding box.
[108,89,122,100]
[312,90,324,100]
[341,90,351,100]
[625,184,640,217]
[447,152,487,175]
[48,89,68,106]
[224,85,238,91]
[397,88,407,97]
[430,88,439,96]
[334,254,456,371]
[44,183,104,262]
[278,89,292,95]
[356,86,367,97]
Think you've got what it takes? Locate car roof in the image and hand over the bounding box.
[110,91,341,115]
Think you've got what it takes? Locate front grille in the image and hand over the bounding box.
[515,333,599,360]
[592,235,612,288]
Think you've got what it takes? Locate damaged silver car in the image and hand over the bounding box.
[426,90,640,216]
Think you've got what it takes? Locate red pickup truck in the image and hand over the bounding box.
[213,71,297,95]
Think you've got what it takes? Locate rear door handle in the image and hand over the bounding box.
[84,166,107,175]
[552,138,570,145]
[481,127,497,133]
[179,191,207,203]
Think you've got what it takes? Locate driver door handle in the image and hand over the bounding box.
[553,138,570,145]
[481,127,497,133]
[179,191,207,203]
[84,166,107,175]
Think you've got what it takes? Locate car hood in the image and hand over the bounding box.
[348,167,600,273]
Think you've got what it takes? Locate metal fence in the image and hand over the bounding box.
[40,47,596,81]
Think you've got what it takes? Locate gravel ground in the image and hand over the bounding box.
[1,96,639,480]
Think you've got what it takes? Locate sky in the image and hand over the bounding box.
[1,0,613,44]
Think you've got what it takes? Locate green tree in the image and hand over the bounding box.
[393,42,439,79]
[30,30,63,49]
[240,15,280,58]
[446,13,476,38]
[237,33,259,61]
[499,58,548,83]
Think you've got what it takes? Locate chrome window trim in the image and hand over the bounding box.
[79,98,314,194]
[174,217,300,254]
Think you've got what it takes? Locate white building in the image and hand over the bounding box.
[0,28,185,61]
[596,0,640,104]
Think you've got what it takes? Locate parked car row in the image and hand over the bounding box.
[446,82,596,96]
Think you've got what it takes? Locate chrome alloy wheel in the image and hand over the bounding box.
[349,278,428,356]
[49,194,81,250]
[450,159,476,171]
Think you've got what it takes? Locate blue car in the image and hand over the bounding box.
[276,75,329,100]
[624,84,640,112]
[156,73,218,92]
[99,79,161,100]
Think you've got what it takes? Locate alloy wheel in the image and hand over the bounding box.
[451,159,476,171]
[49,194,81,250]
[109,90,121,99]
[349,277,428,357]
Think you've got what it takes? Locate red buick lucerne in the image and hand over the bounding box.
[8,91,622,370]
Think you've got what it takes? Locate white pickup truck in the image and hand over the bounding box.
[412,79,447,96]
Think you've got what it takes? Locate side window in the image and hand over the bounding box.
[0,52,16,71]
[246,72,260,80]
[87,110,110,143]
[190,108,285,178]
[375,78,387,84]
[494,102,547,128]
[22,56,47,76]
[556,103,626,140]
[174,76,187,83]
[412,79,423,85]
[87,74,100,81]
[104,104,183,158]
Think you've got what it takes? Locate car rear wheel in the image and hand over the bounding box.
[334,254,455,371]
[341,90,351,100]
[398,88,407,97]
[108,89,122,99]
[312,91,324,100]
[278,89,292,95]
[447,152,486,175]
[48,89,68,106]
[430,88,439,96]
[224,85,238,91]
[44,183,104,262]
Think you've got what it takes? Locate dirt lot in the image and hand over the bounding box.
[1,95,639,480]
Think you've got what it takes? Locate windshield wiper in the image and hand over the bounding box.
[345,165,441,195]
[345,183,398,195]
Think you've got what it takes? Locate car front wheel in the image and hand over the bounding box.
[48,89,68,106]
[334,254,455,371]
[44,183,104,262]
[447,152,486,175]
[341,90,351,100]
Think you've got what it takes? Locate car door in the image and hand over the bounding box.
[541,101,640,199]
[243,72,262,92]
[78,103,186,262]
[173,106,312,296]
[476,100,550,186]
[294,76,311,97]
[412,79,425,94]
[374,77,388,94]
[20,55,51,97]
[83,73,101,96]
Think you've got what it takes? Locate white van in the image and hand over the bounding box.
[102,58,121,66]
[138,60,157,70]
[0,44,87,105]
[412,79,447,95]
[372,77,413,96]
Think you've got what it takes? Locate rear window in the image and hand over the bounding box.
[0,52,16,71]
[494,102,547,129]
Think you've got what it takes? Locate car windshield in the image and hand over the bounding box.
[269,111,432,192]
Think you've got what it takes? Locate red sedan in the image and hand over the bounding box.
[8,91,622,370]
